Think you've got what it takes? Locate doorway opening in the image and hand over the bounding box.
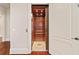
[31,5,49,55]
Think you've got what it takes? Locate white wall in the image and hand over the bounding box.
[0,6,6,41]
[10,3,31,54]
[5,7,10,41]
[0,4,10,41]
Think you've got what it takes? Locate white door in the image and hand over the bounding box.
[10,3,31,54]
[49,3,79,55]
[71,4,79,54]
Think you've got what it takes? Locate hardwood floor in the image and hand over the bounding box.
[0,41,10,55]
[31,51,49,55]
[10,51,50,55]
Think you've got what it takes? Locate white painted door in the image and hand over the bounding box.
[49,3,79,55]
[71,4,79,54]
[10,3,31,54]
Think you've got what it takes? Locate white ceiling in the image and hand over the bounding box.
[0,3,10,8]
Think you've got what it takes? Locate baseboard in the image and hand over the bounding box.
[10,48,31,54]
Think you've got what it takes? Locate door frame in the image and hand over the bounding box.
[30,4,49,52]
